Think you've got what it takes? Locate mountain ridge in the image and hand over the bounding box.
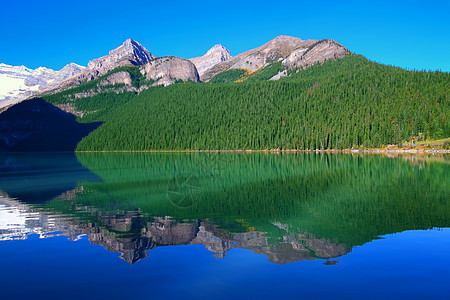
[201,35,318,81]
[41,39,157,95]
[1,35,350,105]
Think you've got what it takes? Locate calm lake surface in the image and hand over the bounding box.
[0,152,449,299]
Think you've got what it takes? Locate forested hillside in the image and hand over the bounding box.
[43,55,449,151]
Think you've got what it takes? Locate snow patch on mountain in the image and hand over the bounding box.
[0,62,85,108]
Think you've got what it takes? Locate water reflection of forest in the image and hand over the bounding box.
[0,153,448,264]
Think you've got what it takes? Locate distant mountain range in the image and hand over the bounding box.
[0,63,84,107]
[0,35,351,108]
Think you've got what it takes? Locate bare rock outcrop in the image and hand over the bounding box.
[99,71,132,86]
[140,56,200,86]
[201,35,317,81]
[283,39,351,70]
[189,44,232,77]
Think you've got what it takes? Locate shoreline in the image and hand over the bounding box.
[75,149,450,154]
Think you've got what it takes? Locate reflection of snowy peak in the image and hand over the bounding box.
[0,196,59,241]
[0,62,85,108]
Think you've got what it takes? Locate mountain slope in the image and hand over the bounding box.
[283,39,350,70]
[208,39,352,83]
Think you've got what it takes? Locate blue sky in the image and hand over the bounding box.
[1,0,449,71]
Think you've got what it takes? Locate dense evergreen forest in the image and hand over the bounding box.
[43,55,449,151]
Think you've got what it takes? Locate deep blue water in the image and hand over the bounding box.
[0,153,449,299]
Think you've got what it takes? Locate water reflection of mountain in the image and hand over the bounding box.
[0,196,350,265]
[0,153,448,265]
[71,153,449,245]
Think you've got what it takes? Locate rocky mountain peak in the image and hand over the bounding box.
[189,44,232,77]
[58,63,85,79]
[206,44,230,56]
[109,39,154,64]
[61,63,84,72]
[65,62,85,70]
[261,35,306,54]
[123,38,134,46]
[87,39,156,70]
[36,39,157,96]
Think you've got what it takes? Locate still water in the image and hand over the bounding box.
[0,152,449,299]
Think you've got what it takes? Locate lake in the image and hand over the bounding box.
[0,152,449,299]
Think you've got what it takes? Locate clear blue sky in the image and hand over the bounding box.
[1,0,449,71]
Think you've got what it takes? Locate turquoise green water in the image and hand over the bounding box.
[58,153,450,246]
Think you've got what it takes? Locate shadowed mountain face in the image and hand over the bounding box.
[0,98,102,151]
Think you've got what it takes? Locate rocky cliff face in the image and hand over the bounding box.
[0,63,85,108]
[140,56,200,86]
[201,35,317,81]
[189,44,232,77]
[99,71,132,86]
[282,39,351,70]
